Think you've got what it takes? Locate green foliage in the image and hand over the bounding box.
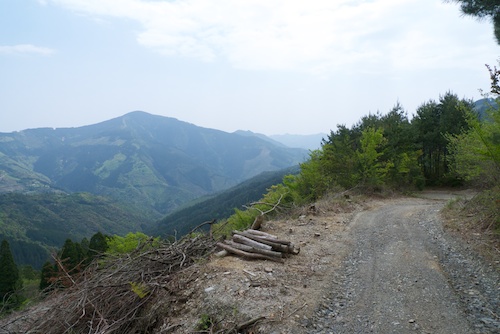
[413,92,475,185]
[106,232,159,255]
[197,314,214,331]
[18,265,40,281]
[0,192,151,269]
[129,281,149,298]
[214,209,257,238]
[213,182,295,238]
[447,0,500,44]
[0,111,305,224]
[292,102,429,199]
[88,232,109,259]
[293,150,335,201]
[448,100,500,186]
[355,127,388,187]
[39,261,56,291]
[60,239,86,274]
[0,240,23,312]
[152,167,298,238]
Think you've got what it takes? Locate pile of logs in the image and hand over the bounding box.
[216,229,300,263]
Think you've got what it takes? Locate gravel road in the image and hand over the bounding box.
[308,195,499,334]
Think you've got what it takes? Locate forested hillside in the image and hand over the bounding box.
[0,192,150,268]
[0,111,307,219]
[151,166,300,237]
[209,90,499,240]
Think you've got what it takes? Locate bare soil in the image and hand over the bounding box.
[165,190,499,333]
[1,190,497,334]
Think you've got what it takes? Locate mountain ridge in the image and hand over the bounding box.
[0,111,307,218]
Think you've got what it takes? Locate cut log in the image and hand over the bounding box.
[234,231,291,253]
[250,214,264,230]
[237,230,291,245]
[232,234,273,251]
[225,240,283,258]
[216,242,284,263]
[246,229,278,239]
[214,250,228,257]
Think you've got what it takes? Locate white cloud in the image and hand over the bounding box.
[43,0,496,74]
[0,44,55,56]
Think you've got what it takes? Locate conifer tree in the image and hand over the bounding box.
[0,239,22,309]
[39,261,56,291]
[88,232,109,259]
[447,0,500,44]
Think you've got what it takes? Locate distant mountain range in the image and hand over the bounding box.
[0,111,308,219]
[0,111,312,267]
[474,98,498,119]
[234,130,326,151]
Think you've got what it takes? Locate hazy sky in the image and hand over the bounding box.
[1,0,498,135]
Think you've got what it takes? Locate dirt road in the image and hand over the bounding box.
[2,192,496,333]
[309,195,499,334]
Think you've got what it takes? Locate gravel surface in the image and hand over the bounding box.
[308,196,499,334]
[2,192,497,334]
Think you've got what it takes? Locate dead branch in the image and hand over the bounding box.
[235,315,266,331]
[0,234,218,334]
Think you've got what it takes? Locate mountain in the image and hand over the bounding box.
[0,111,307,219]
[233,130,288,147]
[0,192,150,268]
[269,133,327,150]
[149,165,300,237]
[234,130,327,150]
[474,98,498,120]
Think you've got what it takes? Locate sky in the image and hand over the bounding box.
[0,0,499,136]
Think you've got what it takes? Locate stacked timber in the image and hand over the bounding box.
[216,229,300,263]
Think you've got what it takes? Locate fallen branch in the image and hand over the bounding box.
[236,316,266,331]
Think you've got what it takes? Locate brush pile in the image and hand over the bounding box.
[0,235,217,334]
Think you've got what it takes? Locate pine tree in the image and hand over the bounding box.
[447,0,500,44]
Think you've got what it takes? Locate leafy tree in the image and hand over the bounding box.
[446,0,500,44]
[448,101,500,186]
[294,149,333,201]
[355,127,389,187]
[106,232,159,255]
[0,240,23,310]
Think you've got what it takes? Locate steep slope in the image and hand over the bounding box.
[0,192,151,268]
[150,165,300,237]
[0,111,307,218]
